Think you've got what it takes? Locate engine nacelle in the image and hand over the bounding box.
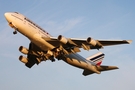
[57,35,77,46]
[19,46,29,55]
[87,37,97,46]
[87,37,102,48]
[57,35,68,44]
[19,55,28,64]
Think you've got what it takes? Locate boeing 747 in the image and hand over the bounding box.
[4,12,132,76]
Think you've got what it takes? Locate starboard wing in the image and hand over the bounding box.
[42,36,132,51]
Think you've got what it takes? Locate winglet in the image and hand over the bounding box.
[127,40,132,44]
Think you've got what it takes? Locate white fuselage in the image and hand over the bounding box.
[5,12,55,51]
[4,12,100,74]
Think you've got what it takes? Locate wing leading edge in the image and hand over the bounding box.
[42,36,132,51]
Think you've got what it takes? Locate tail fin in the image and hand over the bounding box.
[86,52,105,66]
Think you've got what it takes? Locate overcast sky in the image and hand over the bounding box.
[0,0,135,90]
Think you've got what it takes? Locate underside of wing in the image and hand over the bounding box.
[25,43,41,68]
[19,42,66,68]
[42,35,132,51]
[19,43,48,68]
[98,40,132,46]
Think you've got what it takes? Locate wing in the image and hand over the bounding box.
[97,40,132,46]
[42,35,132,51]
[20,43,47,68]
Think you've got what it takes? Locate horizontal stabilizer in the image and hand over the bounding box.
[83,65,118,76]
[96,65,119,71]
[83,69,95,76]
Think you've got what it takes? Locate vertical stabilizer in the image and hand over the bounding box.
[86,52,105,65]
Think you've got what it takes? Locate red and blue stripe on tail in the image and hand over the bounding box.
[86,52,105,66]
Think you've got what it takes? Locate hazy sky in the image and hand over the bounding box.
[0,0,135,90]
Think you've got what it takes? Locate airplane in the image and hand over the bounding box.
[4,12,132,76]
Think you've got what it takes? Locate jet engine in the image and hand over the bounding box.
[87,37,102,48]
[19,55,28,64]
[58,35,68,44]
[57,35,77,46]
[19,46,29,55]
[87,37,97,46]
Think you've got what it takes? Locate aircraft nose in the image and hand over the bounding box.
[4,13,9,18]
[4,12,11,22]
